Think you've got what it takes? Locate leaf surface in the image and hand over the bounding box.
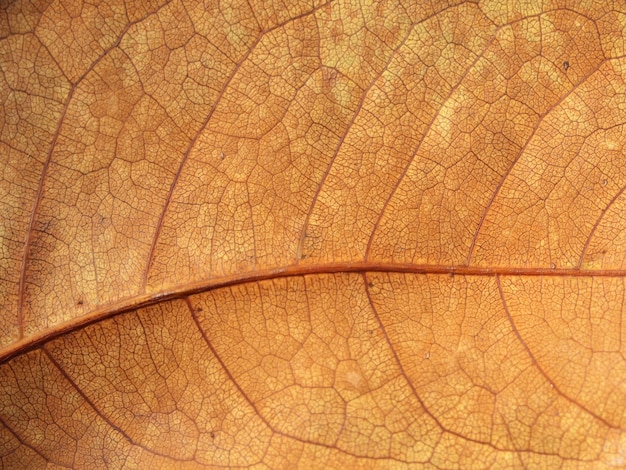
[2,0,626,467]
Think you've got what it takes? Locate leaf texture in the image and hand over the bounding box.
[2,0,626,467]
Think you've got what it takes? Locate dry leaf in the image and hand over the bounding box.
[2,0,626,467]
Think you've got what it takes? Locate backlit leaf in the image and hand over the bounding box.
[2,0,626,467]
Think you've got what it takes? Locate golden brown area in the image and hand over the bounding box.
[2,0,626,467]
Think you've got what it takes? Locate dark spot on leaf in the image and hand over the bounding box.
[563,60,569,71]
[37,219,54,234]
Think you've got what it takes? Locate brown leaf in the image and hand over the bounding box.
[2,0,626,467]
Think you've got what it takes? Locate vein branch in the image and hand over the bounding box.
[495,275,617,429]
